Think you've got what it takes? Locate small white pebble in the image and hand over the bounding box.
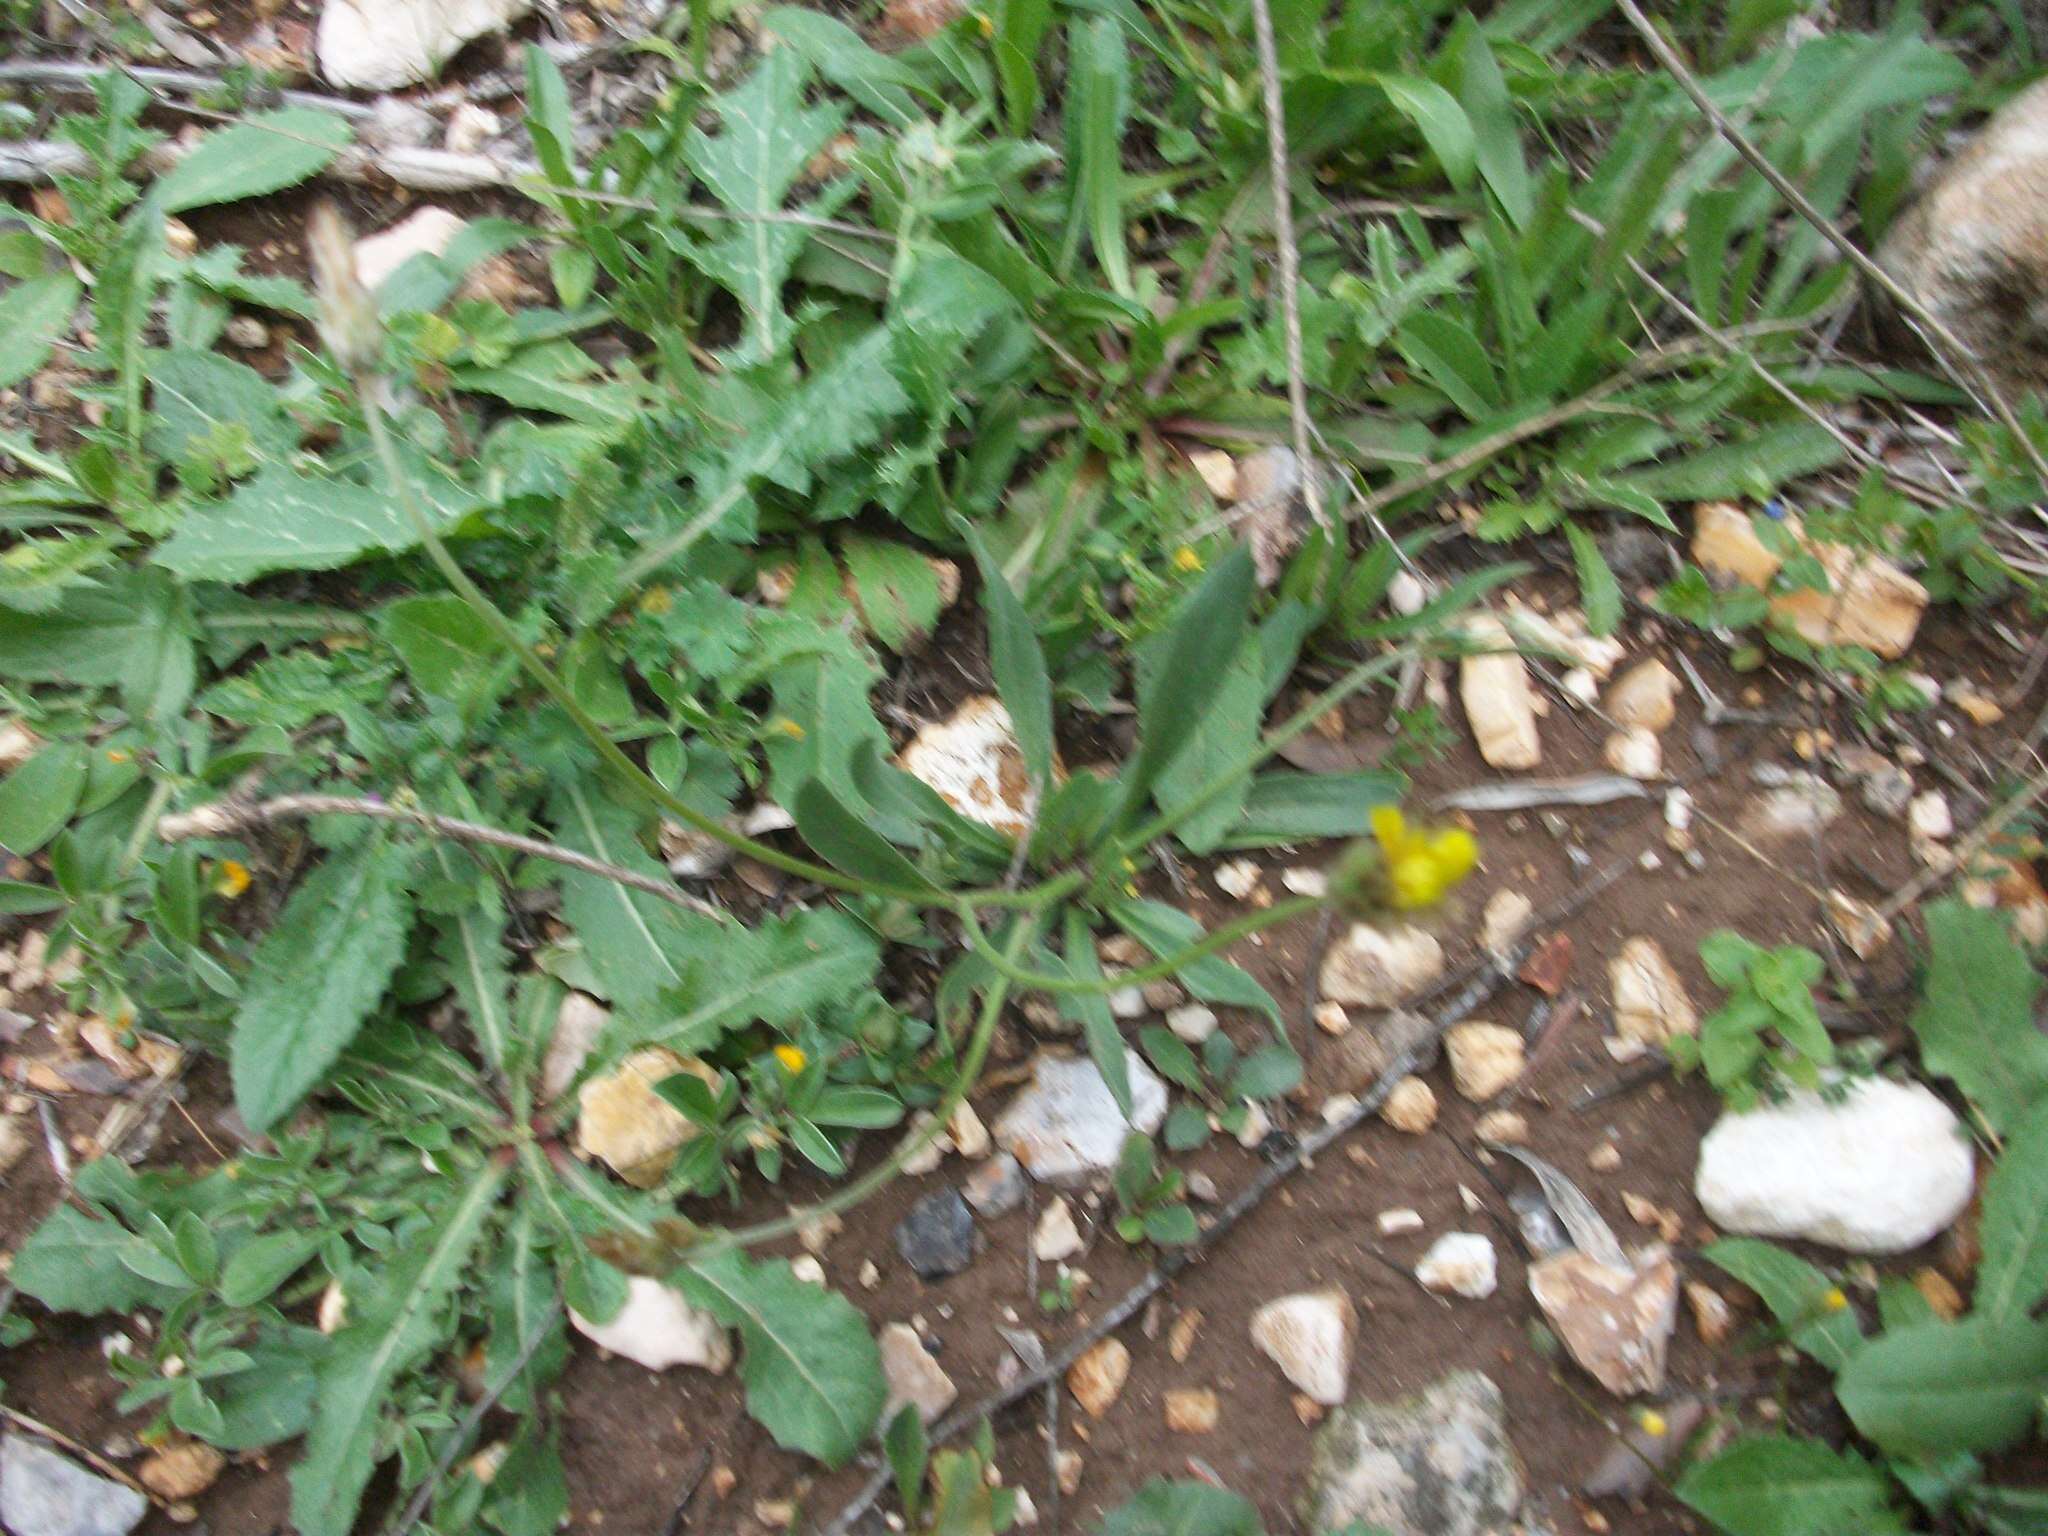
[1376,1208,1424,1236]
[1281,867,1328,898]
[1213,858,1262,900]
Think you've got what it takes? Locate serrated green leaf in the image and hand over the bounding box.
[1675,1433,1902,1536]
[1909,899,2048,1134]
[153,467,471,584]
[429,841,516,1075]
[290,1161,507,1536]
[679,1250,885,1466]
[156,108,351,212]
[841,534,943,652]
[377,593,514,715]
[1978,1096,2048,1323]
[11,1206,183,1314]
[231,836,418,1134]
[654,907,882,1056]
[1564,522,1622,636]
[452,341,640,426]
[0,273,81,393]
[1837,1316,2048,1457]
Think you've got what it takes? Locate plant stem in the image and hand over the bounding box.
[955,895,1321,995]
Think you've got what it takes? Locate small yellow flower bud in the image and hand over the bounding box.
[1823,1287,1848,1312]
[1172,545,1204,573]
[1638,1410,1668,1438]
[773,1045,807,1073]
[212,860,252,899]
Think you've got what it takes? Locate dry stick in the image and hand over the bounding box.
[1874,760,2048,926]
[1612,0,2048,495]
[157,792,730,921]
[818,859,1631,1536]
[1244,0,1325,529]
[384,1300,566,1536]
[0,57,382,116]
[1564,208,1951,511]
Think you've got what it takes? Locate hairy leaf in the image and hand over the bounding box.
[1909,899,2048,1134]
[1978,1096,2048,1323]
[0,273,82,393]
[156,108,352,212]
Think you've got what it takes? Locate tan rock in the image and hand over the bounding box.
[1459,615,1542,769]
[1691,503,1925,658]
[1444,1022,1524,1101]
[575,1048,717,1188]
[1603,727,1662,781]
[1686,1281,1734,1347]
[1318,924,1444,1008]
[139,1442,224,1501]
[1249,1288,1354,1406]
[1914,1266,1965,1321]
[352,207,466,290]
[1473,1109,1529,1145]
[1167,1308,1203,1363]
[1480,889,1533,959]
[1055,1450,1084,1496]
[1163,1388,1220,1434]
[948,1100,991,1160]
[879,1322,957,1425]
[1878,77,2048,397]
[0,721,39,772]
[1379,1076,1438,1134]
[1032,1198,1084,1264]
[1953,683,2005,726]
[1188,449,1238,501]
[1606,659,1680,733]
[1313,1001,1351,1036]
[1416,1232,1498,1299]
[1609,938,1696,1047]
[896,696,1044,839]
[1067,1338,1130,1418]
[1827,890,1894,961]
[1692,501,1782,588]
[1528,1247,1679,1397]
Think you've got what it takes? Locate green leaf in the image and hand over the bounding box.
[1564,522,1621,637]
[1617,422,1845,502]
[842,534,943,652]
[679,1250,886,1466]
[1396,311,1500,418]
[0,740,88,855]
[290,1161,507,1536]
[1909,899,2048,1134]
[1096,1478,1264,1536]
[654,907,883,1057]
[524,45,577,184]
[11,1206,183,1314]
[153,467,471,584]
[0,879,65,914]
[211,1323,326,1450]
[1142,628,1266,854]
[884,1405,928,1525]
[0,274,82,393]
[1453,21,1532,226]
[1232,1043,1302,1101]
[1222,770,1404,848]
[1704,1238,1861,1369]
[1062,17,1133,296]
[1142,1204,1199,1245]
[959,521,1054,792]
[1112,898,1282,1027]
[1837,1316,2048,1457]
[217,1230,323,1307]
[807,1085,903,1129]
[155,108,352,212]
[1118,545,1254,830]
[992,0,1052,136]
[452,341,641,426]
[231,836,418,1134]
[429,841,516,1076]
[1376,75,1475,190]
[0,568,196,723]
[377,593,514,715]
[1061,906,1132,1119]
[792,778,940,892]
[1978,1096,2048,1323]
[1675,1434,1901,1536]
[145,348,297,471]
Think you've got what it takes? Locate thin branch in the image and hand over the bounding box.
[1613,0,2048,495]
[156,793,730,921]
[1245,0,1326,529]
[0,58,380,117]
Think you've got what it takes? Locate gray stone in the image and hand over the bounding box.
[1859,765,1914,821]
[993,1051,1168,1185]
[895,1187,976,1278]
[961,1153,1027,1217]
[0,1435,148,1536]
[1302,1372,1523,1536]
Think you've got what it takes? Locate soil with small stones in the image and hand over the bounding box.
[1,587,2042,1536]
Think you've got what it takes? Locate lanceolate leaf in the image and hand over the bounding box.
[289,1161,507,1536]
[959,522,1054,791]
[429,842,515,1076]
[1704,1238,1861,1369]
[657,907,882,1056]
[231,836,419,1134]
[1675,1433,1903,1536]
[153,467,473,584]
[155,108,352,213]
[1060,906,1132,1118]
[679,1249,886,1466]
[1062,17,1132,295]
[1837,1316,2048,1457]
[1111,897,1281,1027]
[1909,899,2048,1134]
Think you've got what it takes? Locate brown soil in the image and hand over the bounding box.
[1,588,2038,1536]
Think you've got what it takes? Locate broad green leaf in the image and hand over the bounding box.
[290,1162,507,1536]
[231,836,419,1134]
[1704,1238,1861,1368]
[1112,897,1281,1027]
[1222,770,1404,848]
[211,1323,326,1450]
[11,1206,183,1314]
[144,348,297,470]
[155,108,352,212]
[481,1430,569,1536]
[1377,75,1475,190]
[842,534,944,652]
[1396,312,1500,418]
[1143,629,1265,854]
[1117,545,1254,829]
[992,0,1052,136]
[1564,522,1621,636]
[1096,1478,1264,1536]
[1909,899,2048,1133]
[0,741,88,855]
[680,1250,886,1466]
[1676,1434,1902,1536]
[1978,1096,2048,1323]
[153,467,471,584]
[1232,1043,1302,1101]
[1453,21,1532,225]
[807,1085,903,1129]
[452,341,641,426]
[1061,906,1132,1118]
[0,273,81,393]
[1062,17,1132,296]
[550,780,724,1021]
[0,570,197,718]
[792,778,940,892]
[376,594,514,715]
[1617,422,1845,502]
[959,521,1054,791]
[217,1230,323,1307]
[1837,1316,2048,1457]
[654,907,883,1056]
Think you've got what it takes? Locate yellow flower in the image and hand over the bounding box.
[1369,806,1479,910]
[773,1045,807,1074]
[1172,545,1203,573]
[212,859,252,899]
[773,718,806,740]
[1638,1409,1668,1438]
[106,749,130,764]
[1823,1287,1848,1312]
[976,11,993,36]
